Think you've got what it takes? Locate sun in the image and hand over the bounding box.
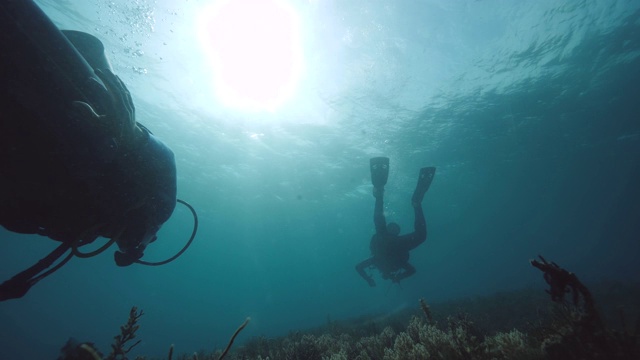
[198,0,303,112]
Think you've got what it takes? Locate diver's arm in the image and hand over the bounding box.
[137,129,178,224]
[112,127,177,265]
[356,258,376,287]
[91,72,176,264]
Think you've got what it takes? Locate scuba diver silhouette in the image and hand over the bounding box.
[0,0,197,301]
[356,157,435,287]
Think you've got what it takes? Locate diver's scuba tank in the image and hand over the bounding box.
[0,0,109,117]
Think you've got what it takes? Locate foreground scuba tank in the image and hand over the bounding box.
[0,0,107,117]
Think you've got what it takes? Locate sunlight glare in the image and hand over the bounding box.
[198,0,303,112]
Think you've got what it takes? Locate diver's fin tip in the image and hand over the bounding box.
[412,166,436,203]
[370,157,390,188]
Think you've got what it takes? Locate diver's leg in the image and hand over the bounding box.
[400,204,426,251]
[373,187,387,234]
[401,167,433,250]
[370,157,390,233]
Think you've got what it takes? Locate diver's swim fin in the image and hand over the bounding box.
[370,157,390,188]
[412,167,436,204]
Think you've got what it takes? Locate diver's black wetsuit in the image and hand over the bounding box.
[355,188,427,286]
[0,0,179,301]
[0,0,176,261]
[0,93,176,245]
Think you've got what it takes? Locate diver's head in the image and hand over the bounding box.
[387,222,400,236]
[113,219,159,267]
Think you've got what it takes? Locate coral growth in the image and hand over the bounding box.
[60,259,639,360]
[58,338,103,360]
[107,307,144,360]
[58,311,250,360]
[531,255,639,359]
[58,307,143,360]
[219,259,638,360]
[229,313,543,360]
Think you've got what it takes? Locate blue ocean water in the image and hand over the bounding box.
[1,0,639,359]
